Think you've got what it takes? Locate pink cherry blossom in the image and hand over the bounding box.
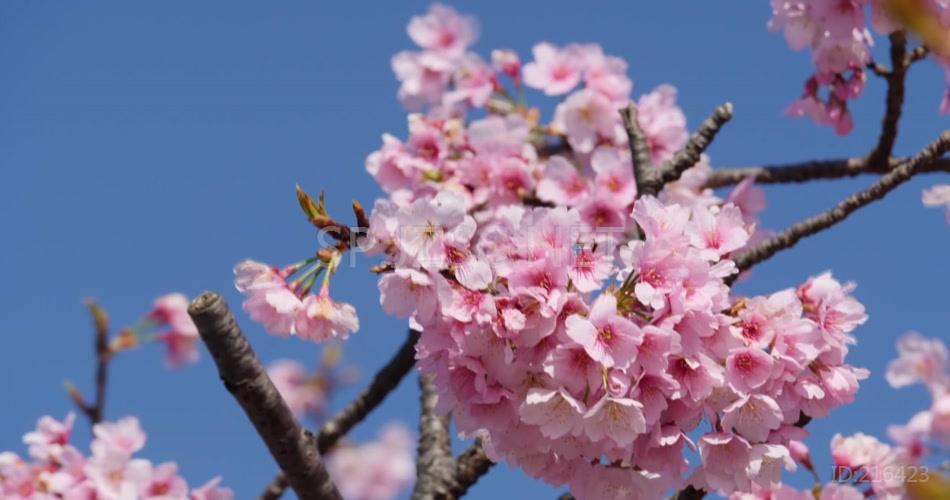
[378,268,439,318]
[268,359,326,418]
[687,204,750,259]
[564,294,642,368]
[725,347,774,394]
[149,293,201,367]
[590,146,636,207]
[235,260,302,337]
[23,413,74,462]
[746,444,796,487]
[697,432,753,493]
[923,184,950,223]
[326,424,415,500]
[636,85,689,163]
[296,285,359,342]
[581,395,646,446]
[523,42,585,95]
[886,331,949,390]
[348,9,876,496]
[536,155,591,206]
[3,415,231,499]
[407,3,478,58]
[190,477,234,500]
[519,388,585,439]
[491,49,521,82]
[91,417,146,458]
[721,394,784,442]
[554,88,622,154]
[391,50,453,110]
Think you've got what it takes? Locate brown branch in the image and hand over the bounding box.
[731,131,950,275]
[450,442,495,497]
[69,300,112,427]
[411,374,457,499]
[704,156,950,188]
[188,292,342,500]
[868,31,908,166]
[659,103,733,186]
[259,329,421,500]
[258,476,290,500]
[620,103,656,196]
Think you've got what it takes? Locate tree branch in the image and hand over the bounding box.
[731,131,950,275]
[188,292,342,500]
[620,103,656,196]
[450,441,495,498]
[411,374,457,499]
[259,329,421,500]
[659,103,733,186]
[704,156,950,189]
[68,300,112,427]
[868,31,909,166]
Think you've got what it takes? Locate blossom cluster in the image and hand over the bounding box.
[266,343,357,419]
[731,331,950,499]
[147,293,201,368]
[885,331,950,460]
[352,5,873,498]
[0,414,231,499]
[234,259,359,342]
[767,0,950,134]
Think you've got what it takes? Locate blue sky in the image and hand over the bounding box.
[1,1,948,498]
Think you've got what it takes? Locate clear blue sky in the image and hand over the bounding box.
[1,1,948,498]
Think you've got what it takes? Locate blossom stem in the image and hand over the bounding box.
[731,131,950,276]
[188,292,342,500]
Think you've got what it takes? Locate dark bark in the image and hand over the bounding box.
[188,292,342,500]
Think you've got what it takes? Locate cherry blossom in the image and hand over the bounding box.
[768,0,950,131]
[1,414,232,499]
[325,424,416,500]
[268,359,327,418]
[923,184,950,223]
[148,293,201,367]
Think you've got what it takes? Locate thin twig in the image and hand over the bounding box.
[906,45,929,65]
[659,103,733,186]
[704,156,950,188]
[90,301,109,424]
[866,59,891,78]
[620,103,656,196]
[450,441,495,497]
[411,374,457,499]
[868,31,908,166]
[188,292,342,500]
[731,131,950,275]
[259,329,421,500]
[69,301,112,427]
